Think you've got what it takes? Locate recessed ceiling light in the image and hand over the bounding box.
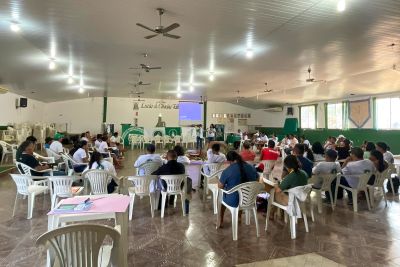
[67,76,74,84]
[337,0,346,12]
[48,59,56,70]
[10,21,20,32]
[209,72,215,81]
[246,48,254,59]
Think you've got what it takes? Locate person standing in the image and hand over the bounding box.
[207,124,216,143]
[196,124,204,150]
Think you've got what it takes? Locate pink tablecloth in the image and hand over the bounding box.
[47,195,131,215]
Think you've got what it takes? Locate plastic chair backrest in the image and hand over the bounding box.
[15,162,33,176]
[236,182,262,208]
[46,148,61,160]
[202,163,223,176]
[49,176,74,197]
[36,223,121,267]
[84,169,111,195]
[346,172,372,189]
[261,160,276,174]
[10,174,34,195]
[313,173,340,191]
[127,175,157,195]
[139,161,162,175]
[373,168,391,187]
[159,175,186,194]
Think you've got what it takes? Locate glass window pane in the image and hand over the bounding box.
[327,103,343,129]
[376,98,391,129]
[301,105,316,129]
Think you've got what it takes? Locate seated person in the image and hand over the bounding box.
[312,149,341,192]
[94,134,103,149]
[217,151,258,227]
[240,141,256,162]
[174,145,190,164]
[49,133,64,154]
[376,142,394,164]
[300,135,311,147]
[284,134,299,155]
[324,136,337,150]
[85,151,118,193]
[337,147,375,203]
[264,155,308,208]
[152,150,186,207]
[110,132,124,157]
[80,132,89,142]
[311,141,325,162]
[72,140,89,173]
[134,144,163,175]
[16,136,37,161]
[98,136,122,168]
[336,139,351,161]
[207,143,227,164]
[44,137,53,149]
[292,144,313,177]
[363,142,375,159]
[260,140,280,161]
[368,150,389,185]
[303,144,315,162]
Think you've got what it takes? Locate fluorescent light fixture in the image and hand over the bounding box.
[337,0,346,12]
[209,72,215,81]
[67,76,74,84]
[78,86,84,93]
[246,48,254,59]
[189,84,194,92]
[10,22,20,32]
[48,59,56,70]
[177,92,182,98]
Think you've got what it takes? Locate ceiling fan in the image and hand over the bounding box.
[129,63,161,73]
[235,90,245,103]
[298,66,326,83]
[128,73,151,87]
[136,8,181,39]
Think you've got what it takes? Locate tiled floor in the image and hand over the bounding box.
[1,149,400,266]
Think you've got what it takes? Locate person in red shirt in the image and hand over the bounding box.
[260,140,280,161]
[240,141,256,161]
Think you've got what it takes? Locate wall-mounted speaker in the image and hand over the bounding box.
[287,107,293,116]
[20,98,28,107]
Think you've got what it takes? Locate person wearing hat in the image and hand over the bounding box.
[311,149,342,199]
[133,144,163,175]
[50,133,64,154]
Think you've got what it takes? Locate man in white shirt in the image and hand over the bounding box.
[207,143,227,164]
[134,144,163,175]
[94,134,102,149]
[50,133,64,154]
[338,147,375,203]
[376,142,394,164]
[312,149,341,198]
[196,124,204,150]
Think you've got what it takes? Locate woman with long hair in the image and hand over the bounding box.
[311,141,325,161]
[217,151,258,227]
[85,151,118,193]
[368,150,388,185]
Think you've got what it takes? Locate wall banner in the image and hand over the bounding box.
[348,99,370,128]
[121,124,144,146]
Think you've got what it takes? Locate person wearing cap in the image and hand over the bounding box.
[50,133,64,154]
[134,144,163,175]
[311,149,341,194]
[337,147,375,204]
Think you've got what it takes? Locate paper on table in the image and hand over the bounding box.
[47,195,131,215]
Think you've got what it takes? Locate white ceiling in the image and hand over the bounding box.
[0,0,400,108]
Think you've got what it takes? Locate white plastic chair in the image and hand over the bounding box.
[129,134,141,150]
[61,153,88,176]
[310,173,341,214]
[36,223,122,267]
[207,170,224,214]
[217,182,263,241]
[335,173,372,212]
[154,135,164,149]
[127,175,158,219]
[33,152,55,164]
[10,174,48,219]
[48,176,83,209]
[173,135,182,145]
[0,140,17,164]
[135,161,162,176]
[261,160,276,176]
[141,136,152,150]
[159,174,187,218]
[387,163,398,195]
[45,148,62,162]
[15,161,51,188]
[367,168,391,208]
[83,169,118,195]
[200,162,224,201]
[265,185,311,239]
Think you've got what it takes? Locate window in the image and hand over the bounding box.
[300,105,316,129]
[376,97,400,129]
[327,103,343,129]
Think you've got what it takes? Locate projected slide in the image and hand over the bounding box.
[179,102,202,122]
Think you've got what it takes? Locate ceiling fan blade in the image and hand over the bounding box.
[144,34,159,39]
[148,66,162,70]
[129,67,141,70]
[163,33,181,39]
[162,23,180,33]
[141,83,151,86]
[136,23,157,33]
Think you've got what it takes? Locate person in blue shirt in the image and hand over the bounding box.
[218,150,258,227]
[293,143,313,177]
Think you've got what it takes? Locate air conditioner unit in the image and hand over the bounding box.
[0,86,9,94]
[263,106,283,112]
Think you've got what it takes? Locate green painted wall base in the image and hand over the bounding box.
[257,127,400,154]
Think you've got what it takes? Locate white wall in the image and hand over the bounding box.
[0,92,45,125]
[43,97,103,134]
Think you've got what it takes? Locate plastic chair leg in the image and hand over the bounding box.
[352,190,358,212]
[368,187,374,209]
[149,194,154,218]
[12,193,19,217]
[27,193,35,219]
[212,189,218,215]
[303,211,309,232]
[253,207,260,237]
[317,191,322,214]
[245,210,250,225]
[364,189,371,211]
[328,189,335,210]
[389,178,395,195]
[265,203,272,231]
[181,194,185,217]
[289,215,296,239]
[129,193,135,220]
[231,208,239,241]
[161,192,167,218]
[382,186,388,206]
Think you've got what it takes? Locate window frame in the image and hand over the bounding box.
[374,96,400,130]
[326,102,344,129]
[299,104,317,129]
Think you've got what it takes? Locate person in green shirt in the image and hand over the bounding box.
[265,155,308,207]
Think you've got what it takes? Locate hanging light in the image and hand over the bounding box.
[48,58,56,70]
[78,86,84,93]
[337,0,346,12]
[246,48,254,59]
[177,92,182,98]
[67,76,74,84]
[189,84,194,92]
[209,72,215,81]
[10,21,20,32]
